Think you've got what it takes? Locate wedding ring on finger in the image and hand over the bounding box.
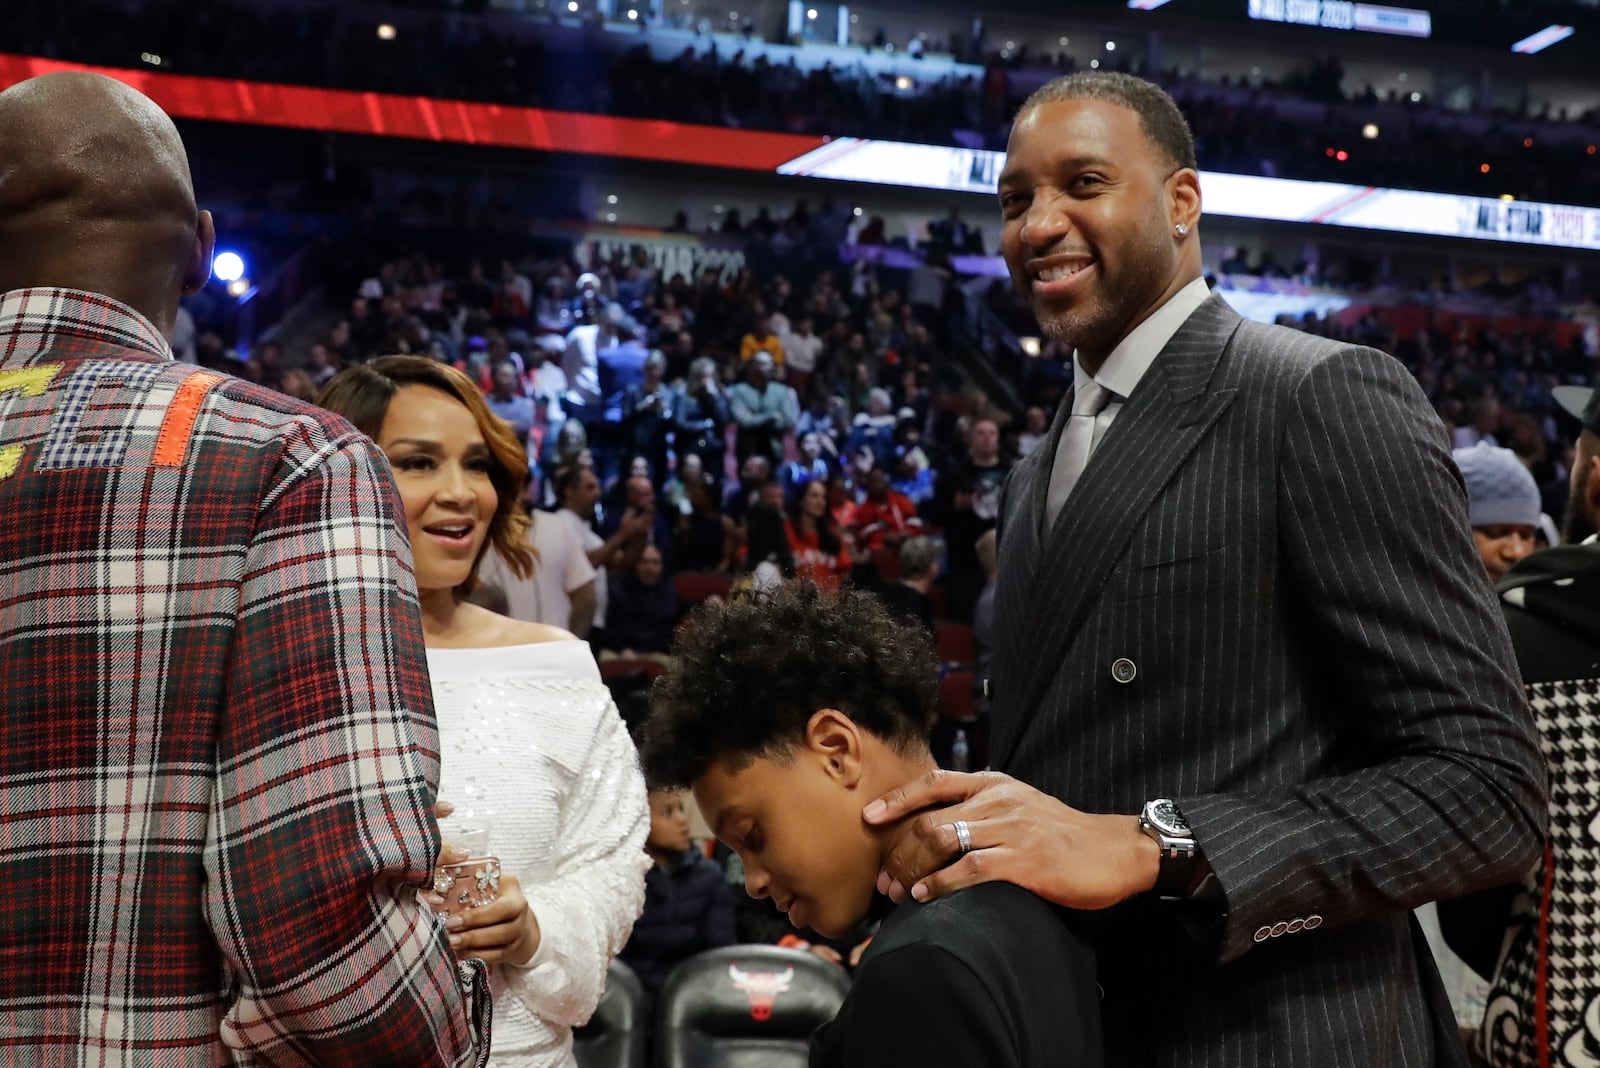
[953,819,973,857]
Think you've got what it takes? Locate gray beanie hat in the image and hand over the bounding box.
[1453,442,1540,528]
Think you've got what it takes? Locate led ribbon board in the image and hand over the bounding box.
[4,53,1593,252]
[1247,0,1432,38]
[778,139,1600,252]
[0,53,826,170]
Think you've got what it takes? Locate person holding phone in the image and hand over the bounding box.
[319,356,649,1068]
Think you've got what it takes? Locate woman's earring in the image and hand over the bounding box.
[1174,223,1189,236]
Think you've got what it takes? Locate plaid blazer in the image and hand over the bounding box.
[0,289,490,1066]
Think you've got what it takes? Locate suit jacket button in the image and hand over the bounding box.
[1270,922,1289,938]
[1286,918,1305,934]
[1303,914,1323,930]
[1111,658,1137,684]
[1253,926,1272,943]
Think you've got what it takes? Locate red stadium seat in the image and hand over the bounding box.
[938,670,977,723]
[869,546,902,583]
[600,658,666,683]
[927,583,948,621]
[674,571,732,607]
[935,621,975,666]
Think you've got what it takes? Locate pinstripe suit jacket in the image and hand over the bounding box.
[990,294,1547,1067]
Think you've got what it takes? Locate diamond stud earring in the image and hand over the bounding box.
[1174,223,1189,236]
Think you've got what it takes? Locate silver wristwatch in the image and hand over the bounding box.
[1139,798,1198,899]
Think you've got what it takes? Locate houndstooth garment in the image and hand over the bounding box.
[1480,677,1600,1068]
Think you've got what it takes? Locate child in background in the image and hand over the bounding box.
[618,789,736,998]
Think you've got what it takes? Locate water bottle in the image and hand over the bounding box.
[951,729,970,773]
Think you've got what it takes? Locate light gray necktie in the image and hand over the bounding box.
[1045,380,1113,528]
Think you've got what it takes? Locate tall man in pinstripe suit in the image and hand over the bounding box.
[863,72,1547,1066]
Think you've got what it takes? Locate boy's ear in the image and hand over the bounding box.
[804,709,864,787]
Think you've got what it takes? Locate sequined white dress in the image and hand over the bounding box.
[428,641,650,1068]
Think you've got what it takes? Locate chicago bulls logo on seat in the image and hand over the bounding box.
[727,962,794,1021]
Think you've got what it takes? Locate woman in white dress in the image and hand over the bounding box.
[319,356,649,1068]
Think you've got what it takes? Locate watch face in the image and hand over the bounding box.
[1149,799,1191,836]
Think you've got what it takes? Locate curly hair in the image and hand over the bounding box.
[1020,71,1198,174]
[639,582,938,789]
[315,355,534,591]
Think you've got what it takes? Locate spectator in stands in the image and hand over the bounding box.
[562,300,621,415]
[797,393,847,460]
[601,544,681,666]
[618,789,736,999]
[676,355,730,478]
[662,328,699,380]
[928,206,985,255]
[0,71,491,1065]
[1454,443,1541,584]
[876,536,941,635]
[526,335,569,416]
[277,367,316,402]
[740,312,785,365]
[739,492,795,587]
[535,275,570,333]
[724,453,771,524]
[847,388,900,471]
[1017,405,1050,458]
[730,351,799,466]
[328,319,361,366]
[621,350,674,484]
[486,359,535,444]
[306,341,339,387]
[934,416,1008,617]
[568,271,605,326]
[556,463,650,642]
[855,466,923,553]
[601,473,674,565]
[675,470,735,573]
[479,494,599,638]
[779,431,833,503]
[787,479,853,590]
[1453,397,1502,449]
[317,355,648,1068]
[639,585,1103,1067]
[782,315,823,398]
[892,445,937,507]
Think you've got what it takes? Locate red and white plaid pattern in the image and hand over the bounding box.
[0,288,490,1065]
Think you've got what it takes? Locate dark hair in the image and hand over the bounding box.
[316,355,534,588]
[553,463,593,506]
[1020,71,1197,173]
[640,582,938,787]
[743,501,795,574]
[793,478,842,556]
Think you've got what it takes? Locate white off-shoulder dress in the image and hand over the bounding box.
[428,641,650,1068]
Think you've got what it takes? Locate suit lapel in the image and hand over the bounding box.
[991,295,1244,770]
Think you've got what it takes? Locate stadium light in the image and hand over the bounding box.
[1511,25,1573,54]
[212,251,246,283]
[1127,0,1175,8]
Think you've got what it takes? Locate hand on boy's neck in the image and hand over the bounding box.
[862,769,1164,911]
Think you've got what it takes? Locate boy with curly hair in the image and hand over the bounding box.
[639,583,1103,1067]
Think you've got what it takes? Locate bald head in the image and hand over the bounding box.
[0,72,214,336]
